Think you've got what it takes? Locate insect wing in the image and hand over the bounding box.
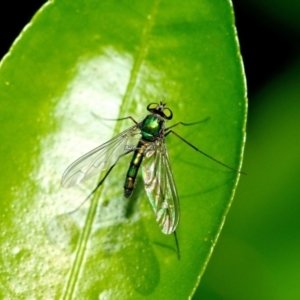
[142,138,179,234]
[61,124,140,188]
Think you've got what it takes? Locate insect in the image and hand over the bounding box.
[61,102,242,258]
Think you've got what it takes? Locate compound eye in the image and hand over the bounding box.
[147,102,159,112]
[163,108,173,120]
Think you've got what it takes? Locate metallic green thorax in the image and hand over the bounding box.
[124,114,164,198]
[140,114,164,141]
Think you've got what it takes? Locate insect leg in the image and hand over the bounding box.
[173,230,181,260]
[91,113,138,124]
[67,150,134,215]
[165,117,210,131]
[165,130,245,174]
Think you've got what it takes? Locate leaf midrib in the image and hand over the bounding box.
[61,0,161,298]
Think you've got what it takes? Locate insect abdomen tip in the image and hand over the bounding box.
[124,189,133,198]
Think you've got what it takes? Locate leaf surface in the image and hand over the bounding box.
[0,0,246,298]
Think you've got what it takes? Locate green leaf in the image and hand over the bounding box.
[0,0,246,298]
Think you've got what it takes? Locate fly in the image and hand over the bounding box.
[61,102,243,258]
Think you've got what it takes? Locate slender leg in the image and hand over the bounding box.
[165,130,245,175]
[68,150,134,214]
[173,230,181,260]
[91,112,138,124]
[165,117,210,131]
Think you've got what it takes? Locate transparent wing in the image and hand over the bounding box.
[61,124,140,188]
[142,138,179,234]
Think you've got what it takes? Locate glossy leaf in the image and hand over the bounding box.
[0,0,246,298]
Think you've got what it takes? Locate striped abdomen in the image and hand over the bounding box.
[124,139,151,198]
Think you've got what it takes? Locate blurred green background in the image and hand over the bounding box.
[1,0,299,299]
